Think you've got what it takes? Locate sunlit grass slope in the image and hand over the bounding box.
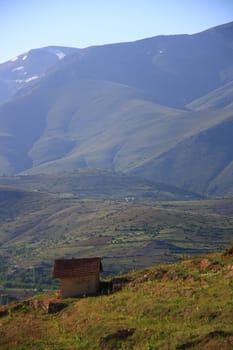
[0,245,233,349]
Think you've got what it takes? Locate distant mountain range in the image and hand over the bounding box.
[0,22,233,196]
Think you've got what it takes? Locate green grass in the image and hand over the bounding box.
[0,247,233,349]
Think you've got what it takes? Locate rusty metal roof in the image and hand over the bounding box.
[53,257,103,279]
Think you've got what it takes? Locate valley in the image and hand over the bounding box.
[0,171,232,303]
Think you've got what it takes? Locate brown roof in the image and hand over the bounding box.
[53,257,103,279]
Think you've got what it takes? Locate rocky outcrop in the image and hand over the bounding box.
[0,297,67,316]
[29,298,67,313]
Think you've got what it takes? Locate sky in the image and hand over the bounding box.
[1,0,233,63]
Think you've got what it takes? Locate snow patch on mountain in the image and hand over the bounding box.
[12,66,24,72]
[25,75,39,83]
[56,52,66,60]
[15,75,39,84]
[22,55,28,61]
[11,56,18,62]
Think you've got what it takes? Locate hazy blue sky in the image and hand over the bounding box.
[1,0,233,63]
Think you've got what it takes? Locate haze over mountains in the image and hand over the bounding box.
[0,22,233,196]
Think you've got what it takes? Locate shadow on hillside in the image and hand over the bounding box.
[176,330,233,350]
[99,277,130,295]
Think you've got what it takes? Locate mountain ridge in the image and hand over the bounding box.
[0,22,233,195]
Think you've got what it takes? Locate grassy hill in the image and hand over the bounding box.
[0,245,233,349]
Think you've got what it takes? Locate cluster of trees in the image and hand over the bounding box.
[0,262,58,291]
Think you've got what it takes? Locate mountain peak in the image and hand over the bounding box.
[0,46,79,104]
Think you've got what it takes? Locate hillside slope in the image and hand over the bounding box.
[0,246,233,349]
[132,113,233,195]
[186,80,233,111]
[0,77,232,182]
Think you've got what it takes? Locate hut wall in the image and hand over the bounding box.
[60,274,99,298]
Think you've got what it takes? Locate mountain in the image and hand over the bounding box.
[48,21,233,109]
[0,46,78,103]
[0,22,233,195]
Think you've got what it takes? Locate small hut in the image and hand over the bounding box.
[53,257,103,298]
